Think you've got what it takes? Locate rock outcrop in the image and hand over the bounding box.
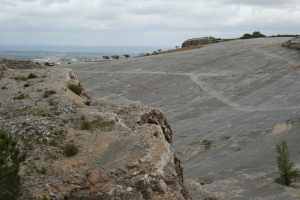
[282,36,300,50]
[0,58,41,69]
[0,66,191,199]
[181,37,215,48]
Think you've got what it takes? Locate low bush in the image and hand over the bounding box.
[27,73,37,79]
[43,92,49,98]
[81,120,91,130]
[49,140,58,147]
[47,90,56,94]
[202,140,213,149]
[13,94,26,100]
[0,128,27,199]
[65,143,78,157]
[37,166,47,174]
[85,101,91,106]
[1,86,6,89]
[43,90,56,98]
[68,84,80,95]
[24,82,30,87]
[81,115,86,120]
[11,76,27,81]
[153,131,159,137]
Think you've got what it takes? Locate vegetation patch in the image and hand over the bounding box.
[36,166,47,174]
[92,116,115,131]
[49,140,58,147]
[81,120,92,130]
[27,73,38,79]
[240,31,266,39]
[13,93,26,100]
[1,86,6,89]
[68,84,80,95]
[85,101,91,106]
[153,131,159,137]
[43,90,56,98]
[11,76,27,81]
[202,140,213,149]
[65,143,78,157]
[23,82,30,87]
[276,138,297,186]
[0,128,27,199]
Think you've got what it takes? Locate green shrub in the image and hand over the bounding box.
[81,120,91,130]
[1,86,6,89]
[47,90,56,94]
[11,76,27,81]
[54,112,60,116]
[202,140,213,149]
[276,138,297,186]
[153,131,159,137]
[37,166,47,174]
[24,82,29,87]
[85,101,91,106]
[43,90,56,98]
[68,84,80,95]
[27,73,37,79]
[49,140,58,147]
[0,128,26,199]
[65,143,78,157]
[81,115,86,120]
[43,92,49,98]
[13,94,26,100]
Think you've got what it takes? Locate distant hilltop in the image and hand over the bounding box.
[181,37,234,48]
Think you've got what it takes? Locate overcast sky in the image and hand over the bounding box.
[0,0,299,47]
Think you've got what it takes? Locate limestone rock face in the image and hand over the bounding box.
[181,37,214,48]
[282,36,300,50]
[0,66,191,200]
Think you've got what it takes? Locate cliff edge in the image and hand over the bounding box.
[0,66,191,199]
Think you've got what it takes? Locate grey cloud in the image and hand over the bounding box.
[0,0,299,46]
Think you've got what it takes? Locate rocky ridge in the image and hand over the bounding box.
[0,58,41,71]
[282,36,300,50]
[181,37,215,48]
[0,66,194,199]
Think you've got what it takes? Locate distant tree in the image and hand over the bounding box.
[0,128,27,199]
[276,138,297,186]
[115,55,120,60]
[242,33,252,39]
[158,49,162,53]
[253,31,261,35]
[175,46,180,49]
[102,56,109,61]
[68,62,71,64]
[111,55,115,60]
[139,53,145,57]
[145,53,150,56]
[152,51,158,55]
[35,62,39,65]
[123,54,130,59]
